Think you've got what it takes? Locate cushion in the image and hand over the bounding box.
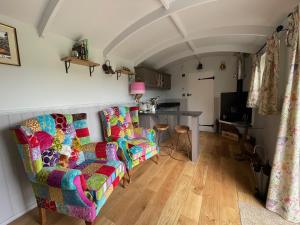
[101,106,135,141]
[37,115,56,136]
[35,131,53,151]
[51,114,68,132]
[81,142,118,161]
[74,160,124,201]
[42,149,59,167]
[127,138,157,160]
[72,113,91,145]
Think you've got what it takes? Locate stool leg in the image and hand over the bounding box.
[157,131,161,146]
[167,129,172,147]
[175,133,180,152]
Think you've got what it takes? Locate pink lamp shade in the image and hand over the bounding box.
[130,82,145,95]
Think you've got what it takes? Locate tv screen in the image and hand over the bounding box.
[220,92,252,123]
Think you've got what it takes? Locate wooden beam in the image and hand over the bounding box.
[103,0,217,57]
[134,25,272,65]
[37,0,64,37]
[154,44,259,69]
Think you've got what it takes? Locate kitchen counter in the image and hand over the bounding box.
[157,102,180,109]
[139,110,202,162]
[140,110,202,117]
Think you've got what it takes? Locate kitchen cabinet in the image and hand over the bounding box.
[135,66,171,89]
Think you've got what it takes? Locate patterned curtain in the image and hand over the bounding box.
[258,34,280,115]
[266,8,300,223]
[247,54,262,108]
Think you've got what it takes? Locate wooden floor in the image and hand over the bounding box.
[10,132,262,225]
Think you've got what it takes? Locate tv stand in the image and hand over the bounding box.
[218,120,252,161]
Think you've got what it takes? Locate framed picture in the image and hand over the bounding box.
[0,23,20,66]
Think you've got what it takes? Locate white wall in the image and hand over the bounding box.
[0,14,133,114]
[163,53,239,120]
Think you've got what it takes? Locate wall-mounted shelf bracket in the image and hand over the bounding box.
[89,66,95,77]
[115,69,135,80]
[64,60,71,73]
[116,71,122,80]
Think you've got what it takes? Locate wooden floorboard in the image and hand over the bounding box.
[9,132,261,225]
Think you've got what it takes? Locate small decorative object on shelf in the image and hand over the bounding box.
[197,61,203,70]
[220,62,226,71]
[61,56,100,76]
[71,39,89,60]
[102,60,115,75]
[130,82,145,103]
[115,66,135,80]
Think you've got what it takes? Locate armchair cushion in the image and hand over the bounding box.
[81,142,118,161]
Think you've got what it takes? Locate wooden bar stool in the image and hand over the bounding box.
[154,124,171,147]
[174,125,192,159]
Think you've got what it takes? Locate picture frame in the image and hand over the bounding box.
[0,23,21,66]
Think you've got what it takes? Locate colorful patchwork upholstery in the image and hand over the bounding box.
[11,113,125,223]
[100,106,159,170]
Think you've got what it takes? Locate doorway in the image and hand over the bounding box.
[186,72,215,132]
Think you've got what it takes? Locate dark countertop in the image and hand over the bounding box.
[139,110,202,117]
[157,102,180,109]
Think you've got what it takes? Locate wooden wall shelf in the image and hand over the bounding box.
[61,56,100,76]
[115,69,135,80]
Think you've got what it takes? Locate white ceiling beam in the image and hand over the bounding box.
[169,13,200,55]
[169,13,197,52]
[169,14,188,38]
[154,44,259,69]
[134,25,272,65]
[187,41,197,51]
[37,0,64,37]
[103,0,217,57]
[160,0,170,9]
[169,13,198,51]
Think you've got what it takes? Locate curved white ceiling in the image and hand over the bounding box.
[0,0,298,68]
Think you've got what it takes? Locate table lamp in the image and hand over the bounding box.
[130,82,145,103]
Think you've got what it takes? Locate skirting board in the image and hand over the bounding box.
[1,203,37,225]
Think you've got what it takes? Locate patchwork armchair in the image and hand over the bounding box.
[11,113,125,225]
[100,106,160,182]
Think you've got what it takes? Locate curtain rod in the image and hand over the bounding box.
[256,12,292,55]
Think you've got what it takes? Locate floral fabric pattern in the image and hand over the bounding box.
[247,54,262,108]
[258,33,280,115]
[266,8,300,223]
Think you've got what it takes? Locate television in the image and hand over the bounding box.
[220,92,252,123]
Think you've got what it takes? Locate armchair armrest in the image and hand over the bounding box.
[134,127,156,143]
[81,141,119,161]
[116,137,131,164]
[35,167,95,208]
